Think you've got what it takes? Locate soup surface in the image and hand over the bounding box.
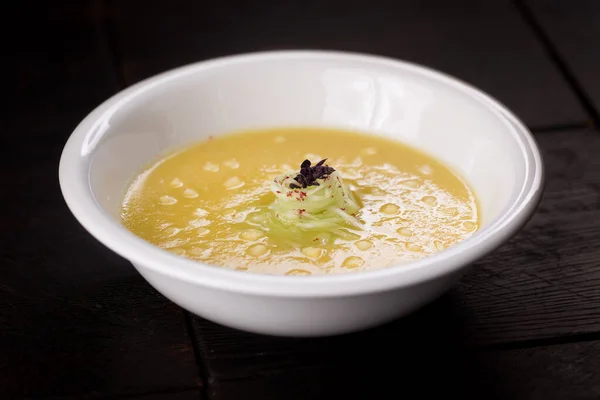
[122,127,479,275]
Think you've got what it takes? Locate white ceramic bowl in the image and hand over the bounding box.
[59,50,543,337]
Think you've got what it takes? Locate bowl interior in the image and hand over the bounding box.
[86,53,525,231]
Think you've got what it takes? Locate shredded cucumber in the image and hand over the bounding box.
[241,160,365,247]
[266,170,363,234]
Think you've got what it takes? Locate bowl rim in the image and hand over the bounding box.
[59,49,544,298]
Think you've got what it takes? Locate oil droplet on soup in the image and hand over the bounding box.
[121,127,480,276]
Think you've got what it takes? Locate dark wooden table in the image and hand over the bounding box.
[3,0,600,398]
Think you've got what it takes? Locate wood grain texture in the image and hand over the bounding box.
[207,340,600,400]
[0,183,201,399]
[191,292,478,380]
[108,0,586,128]
[117,390,203,400]
[488,341,600,400]
[1,1,202,398]
[189,128,600,380]
[525,0,600,121]
[461,128,600,344]
[4,0,116,168]
[29,390,203,400]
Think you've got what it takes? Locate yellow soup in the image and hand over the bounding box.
[122,127,479,275]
